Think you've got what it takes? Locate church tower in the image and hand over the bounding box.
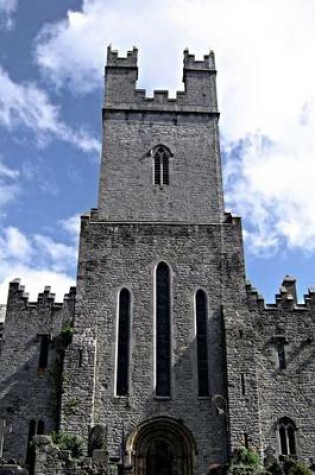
[1,47,314,475]
[61,47,248,475]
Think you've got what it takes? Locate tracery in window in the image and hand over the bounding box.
[196,289,209,396]
[278,417,297,456]
[152,146,171,185]
[156,262,171,396]
[116,288,131,396]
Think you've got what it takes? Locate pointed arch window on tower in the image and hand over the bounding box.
[116,288,131,396]
[156,262,171,396]
[196,289,209,397]
[153,146,170,185]
[278,417,297,456]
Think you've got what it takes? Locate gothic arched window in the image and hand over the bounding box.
[153,146,171,185]
[278,417,297,456]
[116,288,131,396]
[196,289,209,396]
[156,262,171,396]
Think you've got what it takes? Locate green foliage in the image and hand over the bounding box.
[229,447,264,475]
[59,323,73,345]
[228,448,313,475]
[50,431,84,458]
[273,458,312,475]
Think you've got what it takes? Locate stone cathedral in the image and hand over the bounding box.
[0,47,314,475]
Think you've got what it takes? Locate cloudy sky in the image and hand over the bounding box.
[0,0,314,305]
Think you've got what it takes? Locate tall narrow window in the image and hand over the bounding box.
[26,420,36,474]
[156,263,171,396]
[37,420,45,435]
[277,342,286,369]
[278,417,297,456]
[38,334,50,372]
[153,146,170,185]
[116,288,131,396]
[196,289,209,396]
[0,419,5,457]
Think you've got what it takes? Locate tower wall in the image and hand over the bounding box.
[98,47,224,224]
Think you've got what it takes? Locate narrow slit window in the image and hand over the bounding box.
[240,373,246,396]
[156,263,171,396]
[37,420,45,435]
[38,334,50,371]
[26,419,36,473]
[196,289,209,397]
[78,348,83,368]
[278,417,297,456]
[277,343,286,369]
[116,288,131,396]
[153,146,170,185]
[0,419,5,457]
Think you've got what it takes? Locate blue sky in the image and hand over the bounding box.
[0,0,315,305]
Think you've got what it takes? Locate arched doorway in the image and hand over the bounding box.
[126,417,196,475]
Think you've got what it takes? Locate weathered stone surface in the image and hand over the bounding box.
[0,47,314,475]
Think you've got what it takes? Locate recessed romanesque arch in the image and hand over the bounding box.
[126,417,196,475]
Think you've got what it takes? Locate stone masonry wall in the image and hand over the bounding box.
[33,436,107,475]
[0,281,76,463]
[225,277,315,463]
[98,113,224,224]
[98,47,224,223]
[61,211,248,474]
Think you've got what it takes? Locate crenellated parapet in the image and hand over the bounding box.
[245,280,265,310]
[7,278,76,310]
[246,275,315,313]
[104,46,218,113]
[183,48,216,72]
[106,45,138,68]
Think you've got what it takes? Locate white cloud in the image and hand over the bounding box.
[0,159,20,211]
[60,214,81,241]
[0,222,77,304]
[1,227,32,261]
[33,234,76,272]
[0,269,74,306]
[0,0,18,30]
[33,0,315,254]
[0,66,100,153]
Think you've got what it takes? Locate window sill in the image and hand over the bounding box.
[154,396,171,401]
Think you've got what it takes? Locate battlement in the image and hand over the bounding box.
[183,48,216,71]
[7,279,76,308]
[104,46,218,113]
[246,275,315,310]
[106,45,138,68]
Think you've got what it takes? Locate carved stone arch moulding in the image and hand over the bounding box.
[126,416,196,475]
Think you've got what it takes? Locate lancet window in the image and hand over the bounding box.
[278,417,297,456]
[156,262,171,396]
[116,288,131,396]
[196,289,209,396]
[153,146,170,185]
